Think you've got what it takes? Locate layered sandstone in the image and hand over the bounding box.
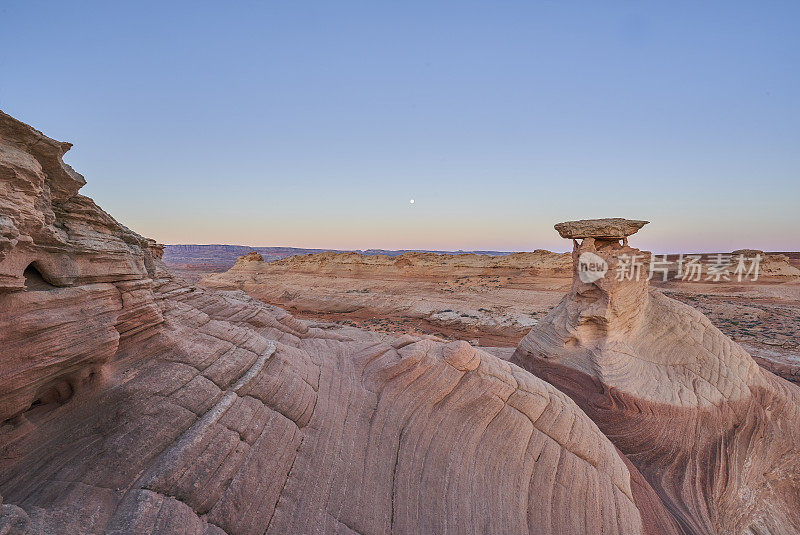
[202,250,573,345]
[0,110,164,423]
[236,249,573,273]
[0,113,673,534]
[3,281,669,534]
[204,241,800,353]
[512,219,800,534]
[0,110,161,290]
[554,218,649,243]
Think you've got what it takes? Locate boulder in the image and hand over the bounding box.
[554,218,649,241]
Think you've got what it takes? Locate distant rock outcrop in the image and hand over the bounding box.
[731,249,800,278]
[235,251,264,264]
[250,249,573,274]
[201,249,575,345]
[512,218,800,534]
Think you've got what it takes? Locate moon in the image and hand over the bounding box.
[409,199,415,204]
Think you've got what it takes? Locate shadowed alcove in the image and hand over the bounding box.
[23,262,57,291]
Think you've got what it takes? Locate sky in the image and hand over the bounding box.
[1,1,798,252]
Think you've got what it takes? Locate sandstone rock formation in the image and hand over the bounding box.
[161,245,529,284]
[731,249,800,279]
[231,249,573,274]
[202,250,573,345]
[0,113,676,533]
[235,251,264,265]
[512,218,800,535]
[554,218,649,244]
[0,110,164,423]
[161,246,289,284]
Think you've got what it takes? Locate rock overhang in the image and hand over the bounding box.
[554,218,649,240]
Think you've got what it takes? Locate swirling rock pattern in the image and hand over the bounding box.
[2,279,668,534]
[0,113,678,533]
[512,227,800,534]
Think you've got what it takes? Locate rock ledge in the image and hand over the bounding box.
[554,218,649,240]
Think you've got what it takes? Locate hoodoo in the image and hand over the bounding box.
[512,218,800,535]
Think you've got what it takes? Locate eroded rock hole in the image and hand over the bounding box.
[35,379,74,406]
[23,263,56,291]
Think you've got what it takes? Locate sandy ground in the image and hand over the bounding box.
[655,280,800,376]
[257,271,572,346]
[204,266,570,346]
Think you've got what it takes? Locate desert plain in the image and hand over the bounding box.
[196,247,800,384]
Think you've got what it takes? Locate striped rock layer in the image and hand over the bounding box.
[512,232,800,535]
[0,112,672,534]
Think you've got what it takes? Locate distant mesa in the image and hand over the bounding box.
[216,249,574,275]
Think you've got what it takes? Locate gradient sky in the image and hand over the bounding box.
[1,1,798,252]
